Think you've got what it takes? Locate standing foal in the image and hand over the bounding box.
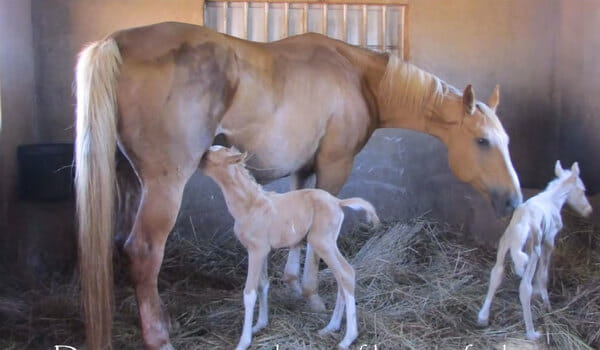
[200,146,380,350]
[478,161,592,340]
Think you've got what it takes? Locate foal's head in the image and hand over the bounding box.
[200,145,248,176]
[436,85,522,217]
[554,161,592,217]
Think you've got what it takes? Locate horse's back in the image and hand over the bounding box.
[113,22,223,62]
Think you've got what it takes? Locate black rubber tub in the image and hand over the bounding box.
[17,143,74,201]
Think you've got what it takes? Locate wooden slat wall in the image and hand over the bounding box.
[204,0,407,59]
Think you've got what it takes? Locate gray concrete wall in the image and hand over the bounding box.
[12,0,599,264]
[0,0,37,265]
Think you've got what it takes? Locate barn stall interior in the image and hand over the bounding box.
[0,0,599,349]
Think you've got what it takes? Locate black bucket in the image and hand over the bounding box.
[18,143,74,201]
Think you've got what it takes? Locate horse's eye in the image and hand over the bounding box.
[476,138,490,147]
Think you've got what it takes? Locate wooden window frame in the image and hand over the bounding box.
[203,0,409,60]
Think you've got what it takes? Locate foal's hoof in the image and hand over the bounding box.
[526,330,541,341]
[308,295,326,312]
[159,343,175,350]
[476,317,489,328]
[318,326,335,336]
[252,322,267,334]
[283,277,303,297]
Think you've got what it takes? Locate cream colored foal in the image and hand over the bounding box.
[478,161,592,340]
[200,146,380,350]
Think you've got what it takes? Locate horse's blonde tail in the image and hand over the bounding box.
[339,198,381,227]
[75,37,122,350]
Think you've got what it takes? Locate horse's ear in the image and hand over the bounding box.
[463,84,476,115]
[571,162,580,176]
[555,160,564,176]
[488,85,500,112]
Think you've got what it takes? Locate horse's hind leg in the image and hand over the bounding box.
[124,180,183,349]
[302,157,354,311]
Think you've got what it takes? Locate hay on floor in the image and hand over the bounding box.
[0,215,598,350]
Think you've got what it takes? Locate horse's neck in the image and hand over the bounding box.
[363,55,451,139]
[213,167,264,219]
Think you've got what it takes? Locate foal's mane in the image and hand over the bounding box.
[378,55,453,114]
[233,160,263,193]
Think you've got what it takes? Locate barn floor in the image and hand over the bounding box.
[0,215,598,350]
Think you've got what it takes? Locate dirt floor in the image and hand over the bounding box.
[0,214,598,350]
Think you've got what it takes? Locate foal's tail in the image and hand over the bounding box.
[75,37,122,350]
[339,198,381,227]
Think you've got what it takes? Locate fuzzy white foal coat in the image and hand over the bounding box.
[478,161,592,340]
[200,146,380,350]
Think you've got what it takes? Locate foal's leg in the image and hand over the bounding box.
[311,241,357,350]
[303,158,354,311]
[308,214,357,350]
[478,232,511,326]
[520,252,541,340]
[237,246,270,350]
[252,257,270,334]
[533,243,553,311]
[283,173,312,295]
[317,285,345,335]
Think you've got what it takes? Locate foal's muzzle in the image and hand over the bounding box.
[491,190,522,217]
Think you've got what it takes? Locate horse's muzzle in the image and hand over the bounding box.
[491,190,522,217]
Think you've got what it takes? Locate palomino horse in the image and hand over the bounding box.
[75,22,521,349]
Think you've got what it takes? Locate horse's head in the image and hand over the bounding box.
[436,85,522,217]
[555,161,592,217]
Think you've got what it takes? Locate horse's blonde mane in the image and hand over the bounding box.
[378,55,449,114]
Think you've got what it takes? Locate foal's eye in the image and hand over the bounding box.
[476,137,490,148]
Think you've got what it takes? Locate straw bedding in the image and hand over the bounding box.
[0,214,598,350]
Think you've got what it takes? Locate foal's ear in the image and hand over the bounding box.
[463,84,476,115]
[555,160,564,176]
[488,85,500,112]
[571,162,580,176]
[226,151,248,164]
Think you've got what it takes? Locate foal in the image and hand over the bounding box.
[200,146,380,350]
[477,161,592,340]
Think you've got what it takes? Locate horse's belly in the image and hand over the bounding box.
[220,111,327,182]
